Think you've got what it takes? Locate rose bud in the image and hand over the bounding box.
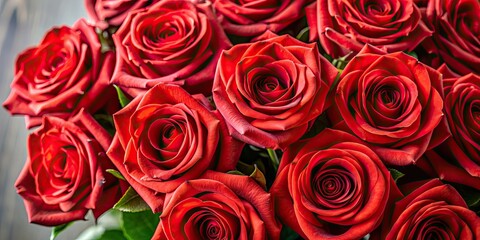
[3,19,116,128]
[213,33,338,150]
[15,110,124,226]
[271,128,402,240]
[329,45,449,165]
[376,179,480,239]
[153,171,281,240]
[211,0,313,39]
[306,0,431,58]
[111,0,231,96]
[107,84,242,212]
[420,0,480,75]
[85,0,160,29]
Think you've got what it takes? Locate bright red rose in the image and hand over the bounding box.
[153,171,281,240]
[435,67,480,177]
[107,84,242,212]
[85,0,160,29]
[15,110,124,226]
[421,0,480,75]
[329,45,449,165]
[111,0,231,96]
[3,19,116,128]
[211,0,313,38]
[271,128,401,240]
[212,34,338,150]
[306,0,431,58]
[377,179,480,239]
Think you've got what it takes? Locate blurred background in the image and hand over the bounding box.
[0,0,96,239]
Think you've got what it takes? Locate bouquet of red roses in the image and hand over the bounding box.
[4,0,480,239]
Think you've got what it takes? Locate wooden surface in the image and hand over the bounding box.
[0,0,96,239]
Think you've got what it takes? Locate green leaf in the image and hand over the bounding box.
[50,222,74,240]
[106,169,125,180]
[406,51,418,59]
[77,227,127,240]
[113,187,150,213]
[280,225,301,240]
[267,149,280,172]
[114,85,131,108]
[388,168,405,182]
[122,211,160,240]
[249,164,267,189]
[227,170,244,175]
[296,27,310,42]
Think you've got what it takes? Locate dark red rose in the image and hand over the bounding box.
[434,66,480,177]
[211,0,313,38]
[107,84,242,212]
[416,150,480,191]
[271,128,401,240]
[85,0,160,29]
[212,34,338,150]
[111,0,231,97]
[420,0,480,75]
[15,110,124,226]
[329,45,449,165]
[306,0,431,58]
[3,19,115,128]
[377,179,480,239]
[153,171,281,240]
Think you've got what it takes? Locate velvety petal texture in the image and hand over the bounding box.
[271,128,401,240]
[330,45,449,165]
[213,34,338,150]
[307,0,432,58]
[85,0,160,29]
[211,0,313,38]
[435,67,480,177]
[378,179,480,239]
[152,171,281,240]
[111,0,231,96]
[420,0,480,75]
[15,110,124,226]
[3,19,116,128]
[107,84,242,212]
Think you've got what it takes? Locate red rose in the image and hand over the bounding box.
[330,45,449,165]
[3,19,115,128]
[111,0,231,96]
[15,110,124,226]
[153,171,281,240]
[416,150,480,191]
[435,68,480,177]
[271,129,401,240]
[421,0,480,75]
[107,84,242,212]
[211,0,313,38]
[85,0,160,29]
[377,179,480,239]
[212,34,338,150]
[306,0,431,58]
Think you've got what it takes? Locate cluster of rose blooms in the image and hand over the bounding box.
[3,0,480,239]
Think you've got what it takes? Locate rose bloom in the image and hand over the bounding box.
[111,0,231,96]
[211,0,313,38]
[3,19,115,128]
[213,34,338,150]
[85,0,160,29]
[420,0,480,75]
[376,179,480,239]
[153,171,281,240]
[306,0,431,58]
[434,66,480,177]
[15,110,124,226]
[271,128,401,240]
[329,45,449,165]
[107,84,242,212]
